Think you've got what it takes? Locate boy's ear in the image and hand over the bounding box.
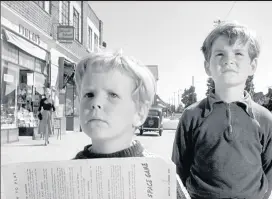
[204,60,211,76]
[133,104,149,127]
[249,58,258,75]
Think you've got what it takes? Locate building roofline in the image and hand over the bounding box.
[87,2,101,23]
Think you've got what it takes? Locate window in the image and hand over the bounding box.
[34,1,51,14]
[73,8,79,41]
[1,61,19,129]
[61,1,69,25]
[34,1,45,9]
[19,51,35,71]
[94,33,99,52]
[2,41,19,64]
[88,26,92,50]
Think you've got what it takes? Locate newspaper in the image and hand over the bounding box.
[1,157,176,199]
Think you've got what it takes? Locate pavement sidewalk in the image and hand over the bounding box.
[1,131,92,166]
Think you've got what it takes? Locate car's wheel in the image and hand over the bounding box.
[159,128,163,136]
[139,129,144,135]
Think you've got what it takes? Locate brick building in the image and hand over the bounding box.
[1,1,105,143]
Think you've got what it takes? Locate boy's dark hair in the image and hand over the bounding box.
[201,21,260,62]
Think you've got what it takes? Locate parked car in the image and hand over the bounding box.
[139,107,163,136]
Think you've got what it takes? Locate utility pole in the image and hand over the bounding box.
[173,92,176,111]
[178,89,182,106]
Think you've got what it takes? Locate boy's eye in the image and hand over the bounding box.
[84,92,94,98]
[109,92,118,98]
[235,52,243,56]
[216,53,223,57]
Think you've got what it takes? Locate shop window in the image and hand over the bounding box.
[19,51,35,71]
[17,69,39,128]
[61,1,70,25]
[35,58,47,75]
[65,84,74,116]
[88,26,93,50]
[34,1,51,14]
[94,33,98,52]
[1,61,19,129]
[73,7,80,42]
[2,41,19,64]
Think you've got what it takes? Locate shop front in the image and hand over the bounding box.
[50,48,80,135]
[1,28,49,143]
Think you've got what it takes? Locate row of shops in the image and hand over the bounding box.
[1,3,92,143]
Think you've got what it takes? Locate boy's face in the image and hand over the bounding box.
[204,35,257,89]
[79,66,141,141]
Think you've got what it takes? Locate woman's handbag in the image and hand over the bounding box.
[38,112,43,120]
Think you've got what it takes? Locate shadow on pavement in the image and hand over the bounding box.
[3,144,46,147]
[135,133,160,137]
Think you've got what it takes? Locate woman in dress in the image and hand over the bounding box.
[38,87,55,146]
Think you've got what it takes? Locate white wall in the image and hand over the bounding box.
[87,17,100,51]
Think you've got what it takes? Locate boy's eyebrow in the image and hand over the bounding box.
[233,48,247,52]
[212,49,224,52]
[81,87,94,93]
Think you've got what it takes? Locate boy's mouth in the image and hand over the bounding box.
[89,118,107,124]
[222,69,237,73]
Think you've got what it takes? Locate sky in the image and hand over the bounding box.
[89,1,272,105]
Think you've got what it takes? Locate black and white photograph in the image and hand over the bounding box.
[1,1,272,199]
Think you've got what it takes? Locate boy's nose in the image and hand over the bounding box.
[91,96,103,109]
[92,104,102,109]
[224,59,234,65]
[223,54,235,65]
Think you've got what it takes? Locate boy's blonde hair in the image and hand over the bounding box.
[75,50,156,110]
[201,21,260,62]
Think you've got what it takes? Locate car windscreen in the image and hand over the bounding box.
[148,110,159,116]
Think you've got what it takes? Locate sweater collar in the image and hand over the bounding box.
[204,89,254,118]
[80,140,145,159]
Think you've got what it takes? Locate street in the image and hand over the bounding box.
[1,118,179,165]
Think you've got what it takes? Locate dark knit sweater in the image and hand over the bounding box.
[74,140,190,199]
[172,91,272,199]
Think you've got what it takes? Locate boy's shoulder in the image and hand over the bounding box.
[251,100,272,124]
[181,97,208,120]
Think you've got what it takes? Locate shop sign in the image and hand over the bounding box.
[57,26,74,41]
[27,73,34,86]
[3,74,14,83]
[19,24,40,45]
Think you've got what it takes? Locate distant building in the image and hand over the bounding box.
[146,65,168,108]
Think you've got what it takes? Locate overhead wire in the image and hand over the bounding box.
[224,1,236,20]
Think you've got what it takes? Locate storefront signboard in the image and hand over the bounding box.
[57,26,74,41]
[3,74,14,83]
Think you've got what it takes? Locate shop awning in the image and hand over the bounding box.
[3,28,47,61]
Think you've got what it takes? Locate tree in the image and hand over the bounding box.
[263,88,272,111]
[176,103,184,113]
[181,86,197,108]
[206,77,215,96]
[245,75,255,97]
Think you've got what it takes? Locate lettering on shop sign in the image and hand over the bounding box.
[19,24,40,45]
[57,25,74,41]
